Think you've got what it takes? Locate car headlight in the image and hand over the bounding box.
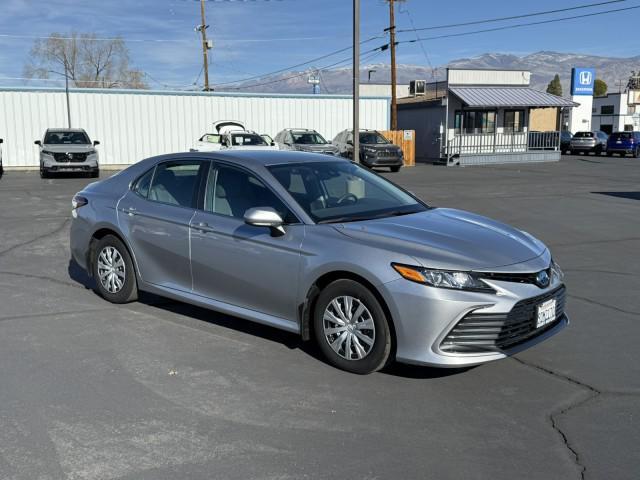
[551,259,564,282]
[362,146,377,153]
[42,150,55,156]
[392,263,495,292]
[87,149,97,155]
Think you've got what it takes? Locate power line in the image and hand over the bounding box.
[397,0,627,32]
[210,35,384,88]
[223,47,382,91]
[399,4,640,43]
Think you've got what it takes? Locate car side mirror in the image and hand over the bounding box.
[93,140,100,146]
[35,140,42,146]
[244,207,285,236]
[271,141,276,146]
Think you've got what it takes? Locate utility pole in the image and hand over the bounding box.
[388,0,398,130]
[198,0,211,91]
[353,0,360,163]
[64,63,71,128]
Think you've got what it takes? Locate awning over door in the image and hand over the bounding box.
[449,86,578,108]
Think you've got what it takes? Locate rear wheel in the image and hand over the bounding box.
[313,279,392,374]
[93,235,138,304]
[606,151,613,157]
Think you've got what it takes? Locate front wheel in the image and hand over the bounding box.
[634,147,640,159]
[93,235,138,304]
[40,165,49,178]
[313,279,392,374]
[390,166,401,172]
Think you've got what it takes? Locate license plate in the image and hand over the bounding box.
[617,140,622,144]
[536,299,557,328]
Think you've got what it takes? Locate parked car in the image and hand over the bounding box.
[191,133,223,152]
[261,134,276,146]
[570,131,608,155]
[560,131,573,154]
[606,131,640,158]
[0,138,4,175]
[333,129,403,172]
[36,128,100,178]
[70,150,567,374]
[192,120,278,152]
[275,128,339,156]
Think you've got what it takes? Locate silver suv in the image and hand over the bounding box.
[36,128,100,178]
[274,128,339,156]
[570,131,608,155]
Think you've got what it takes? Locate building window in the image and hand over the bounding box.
[454,110,496,134]
[624,124,634,131]
[504,110,525,133]
[600,105,614,115]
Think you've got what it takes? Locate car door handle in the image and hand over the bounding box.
[192,221,215,233]
[126,207,137,216]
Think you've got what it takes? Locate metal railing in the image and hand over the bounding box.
[446,131,560,157]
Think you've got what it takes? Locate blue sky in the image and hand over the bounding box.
[0,0,638,89]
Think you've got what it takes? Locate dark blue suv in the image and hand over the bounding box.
[606,131,640,158]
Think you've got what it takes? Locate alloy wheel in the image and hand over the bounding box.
[97,246,126,294]
[323,296,375,361]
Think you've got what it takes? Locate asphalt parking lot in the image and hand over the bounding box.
[0,154,638,480]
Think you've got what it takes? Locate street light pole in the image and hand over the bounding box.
[353,0,360,163]
[64,63,71,128]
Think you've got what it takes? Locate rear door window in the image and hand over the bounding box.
[148,161,206,208]
[133,167,155,198]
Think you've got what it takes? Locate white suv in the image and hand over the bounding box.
[192,120,278,152]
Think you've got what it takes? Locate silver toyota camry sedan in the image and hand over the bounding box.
[70,151,567,374]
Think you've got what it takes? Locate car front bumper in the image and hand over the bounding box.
[379,276,568,367]
[362,154,403,167]
[42,155,99,172]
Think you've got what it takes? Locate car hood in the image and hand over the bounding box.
[42,144,95,152]
[335,208,548,271]
[296,144,338,153]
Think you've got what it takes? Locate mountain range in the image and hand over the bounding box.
[227,51,639,96]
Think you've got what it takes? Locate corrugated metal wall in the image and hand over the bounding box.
[0,87,389,168]
[447,69,531,86]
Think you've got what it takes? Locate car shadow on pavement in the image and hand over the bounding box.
[592,191,640,201]
[68,259,96,290]
[68,258,473,379]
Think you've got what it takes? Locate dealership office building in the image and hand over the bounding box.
[398,68,578,165]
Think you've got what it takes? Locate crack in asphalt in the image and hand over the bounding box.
[0,270,86,290]
[0,218,70,258]
[513,357,602,480]
[568,294,640,317]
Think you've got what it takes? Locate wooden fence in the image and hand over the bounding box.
[381,130,415,167]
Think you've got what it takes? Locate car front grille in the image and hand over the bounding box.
[440,286,566,354]
[53,152,87,163]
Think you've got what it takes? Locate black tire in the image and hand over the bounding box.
[93,235,138,304]
[313,279,392,374]
[570,150,576,155]
[390,166,401,173]
[606,151,613,157]
[634,147,640,159]
[40,165,49,178]
[595,145,603,155]
[90,169,100,178]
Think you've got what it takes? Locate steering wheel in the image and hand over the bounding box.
[336,193,358,205]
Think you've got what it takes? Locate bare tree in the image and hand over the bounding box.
[24,32,147,89]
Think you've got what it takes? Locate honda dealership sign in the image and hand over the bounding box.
[571,67,596,96]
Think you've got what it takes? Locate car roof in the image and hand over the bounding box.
[146,150,346,168]
[45,128,87,133]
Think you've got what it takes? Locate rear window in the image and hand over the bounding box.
[574,132,594,138]
[610,132,633,140]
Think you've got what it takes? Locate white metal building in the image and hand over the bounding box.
[591,91,640,134]
[0,87,390,169]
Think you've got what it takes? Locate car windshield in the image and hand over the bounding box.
[268,161,427,223]
[574,132,594,138]
[359,132,389,144]
[292,132,327,144]
[44,131,90,144]
[231,134,268,146]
